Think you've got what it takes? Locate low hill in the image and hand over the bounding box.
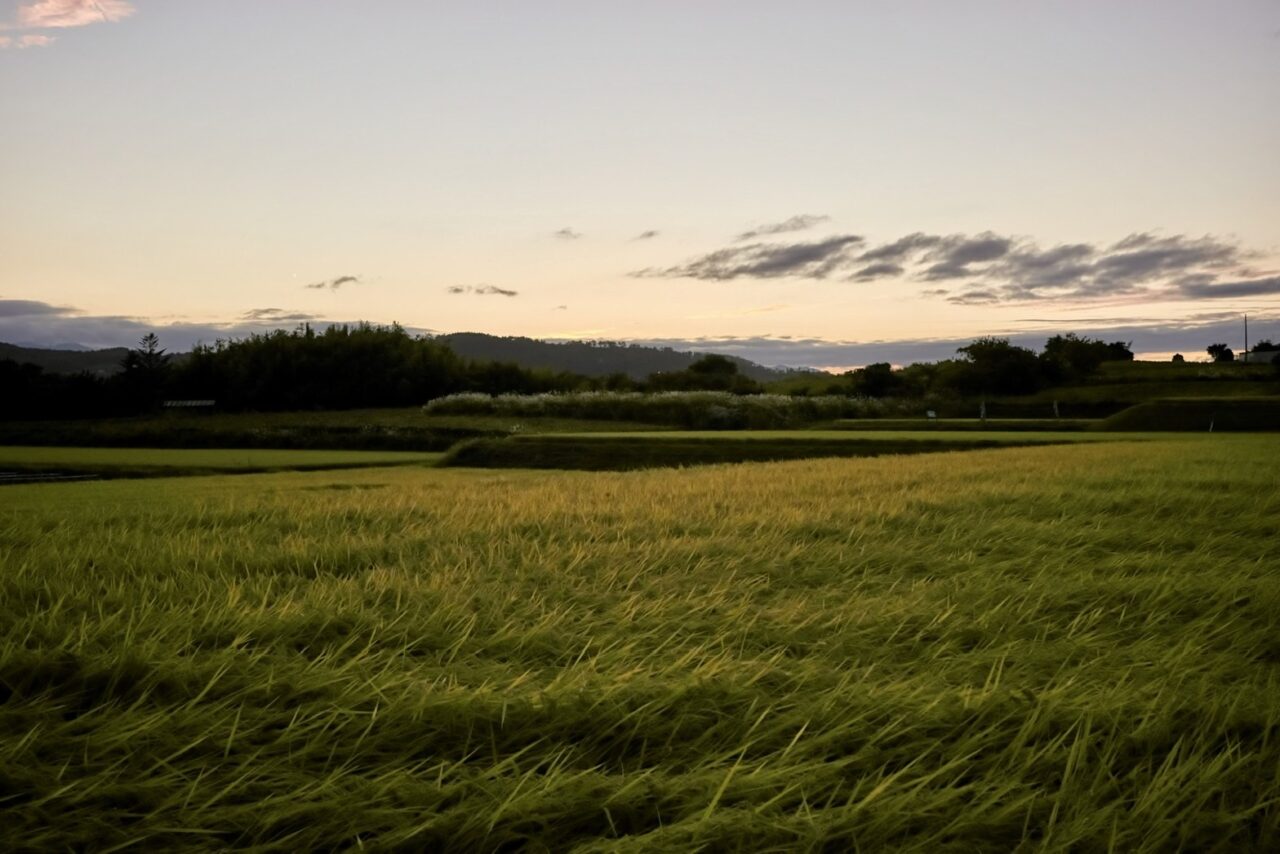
[3,335,799,383]
[0,343,130,376]
[435,332,798,381]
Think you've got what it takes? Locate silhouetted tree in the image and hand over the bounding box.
[116,333,171,410]
[954,337,1046,396]
[1171,353,1185,363]
[1105,341,1134,361]
[1206,343,1234,363]
[646,355,762,393]
[851,363,901,398]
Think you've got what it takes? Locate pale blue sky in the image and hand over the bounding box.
[2,1,1278,365]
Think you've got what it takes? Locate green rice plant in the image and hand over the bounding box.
[1,437,1278,849]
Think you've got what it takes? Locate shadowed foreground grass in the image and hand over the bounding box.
[2,438,1278,850]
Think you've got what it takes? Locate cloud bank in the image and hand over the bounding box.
[637,227,1280,303]
[639,310,1279,369]
[0,299,432,352]
[4,298,1275,369]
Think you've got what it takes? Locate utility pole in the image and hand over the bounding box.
[1245,313,1249,361]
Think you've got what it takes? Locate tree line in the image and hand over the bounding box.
[3,325,1273,421]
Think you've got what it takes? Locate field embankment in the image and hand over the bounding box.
[830,418,1097,432]
[438,430,1088,470]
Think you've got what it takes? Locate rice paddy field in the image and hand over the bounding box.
[2,436,1279,850]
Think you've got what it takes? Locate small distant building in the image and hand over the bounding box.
[163,400,217,410]
[1240,349,1280,365]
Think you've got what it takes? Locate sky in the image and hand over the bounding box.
[2,0,1278,368]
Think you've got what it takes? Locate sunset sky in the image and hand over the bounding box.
[2,1,1278,368]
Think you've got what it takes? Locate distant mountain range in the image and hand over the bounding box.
[434,333,804,381]
[1,342,131,376]
[2,334,809,382]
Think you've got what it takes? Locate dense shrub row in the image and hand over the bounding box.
[424,391,920,428]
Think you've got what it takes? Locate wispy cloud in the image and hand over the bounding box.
[553,227,582,240]
[240,308,317,323]
[446,285,519,297]
[304,274,361,291]
[633,230,660,240]
[736,214,829,242]
[638,227,1280,303]
[0,33,56,48]
[13,0,136,29]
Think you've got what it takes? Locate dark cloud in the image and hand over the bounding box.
[736,214,829,242]
[304,274,361,290]
[851,262,904,280]
[553,228,582,240]
[634,230,660,240]
[856,233,944,263]
[637,227,1278,303]
[919,233,1014,279]
[0,299,77,317]
[633,234,865,281]
[446,285,519,297]
[946,289,1002,305]
[1091,234,1239,284]
[962,233,1269,303]
[1177,275,1280,300]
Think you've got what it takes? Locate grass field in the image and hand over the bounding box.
[0,446,441,478]
[2,437,1278,849]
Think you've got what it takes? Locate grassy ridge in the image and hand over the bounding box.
[2,439,1279,849]
[830,418,1097,432]
[1102,398,1280,432]
[0,446,441,478]
[439,433,1082,471]
[0,410,667,451]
